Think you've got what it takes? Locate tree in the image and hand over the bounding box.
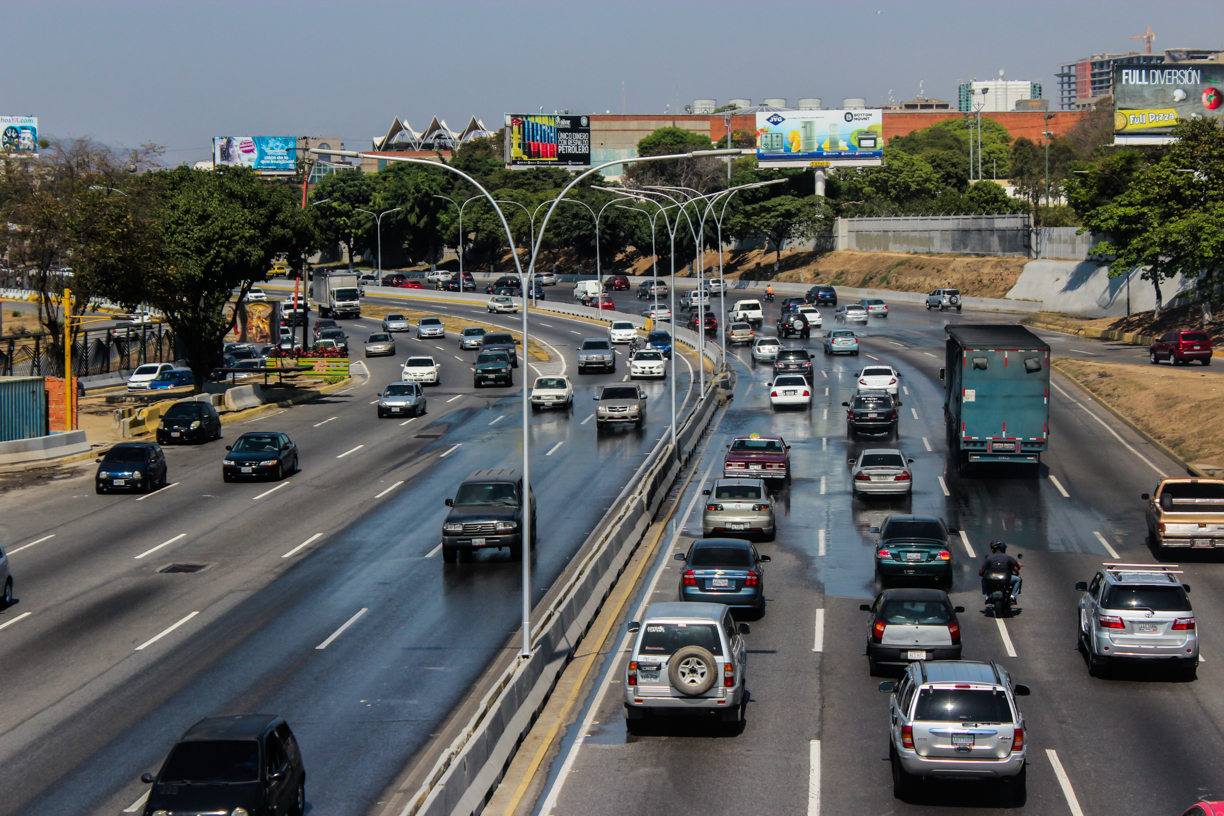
[374,162,451,264]
[310,169,376,265]
[625,127,722,191]
[966,181,1022,213]
[726,193,827,272]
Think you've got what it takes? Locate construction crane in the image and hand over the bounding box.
[1131,24,1155,55]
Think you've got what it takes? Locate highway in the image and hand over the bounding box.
[0,290,698,815]
[527,291,1224,816]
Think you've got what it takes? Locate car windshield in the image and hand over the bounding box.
[535,378,567,389]
[862,368,893,377]
[462,328,485,337]
[383,384,419,396]
[776,350,809,361]
[104,446,149,463]
[164,403,205,418]
[453,482,519,506]
[647,332,670,343]
[864,299,884,305]
[612,322,633,330]
[406,358,434,367]
[714,483,762,500]
[582,340,611,350]
[231,435,279,452]
[158,740,259,785]
[1102,584,1192,611]
[638,622,723,657]
[477,353,507,365]
[913,689,1012,724]
[861,453,906,468]
[635,351,663,361]
[368,334,391,343]
[483,333,514,345]
[846,305,866,312]
[881,519,945,541]
[334,288,359,300]
[775,376,807,387]
[880,600,951,624]
[420,318,442,325]
[386,314,405,321]
[601,387,640,400]
[133,364,161,376]
[730,438,783,453]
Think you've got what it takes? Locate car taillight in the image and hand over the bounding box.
[627,661,638,685]
[855,471,872,481]
[948,621,961,643]
[1173,617,1196,630]
[727,462,746,469]
[724,662,734,687]
[1011,726,1024,752]
[745,571,759,586]
[877,549,890,558]
[752,504,770,511]
[1158,522,1166,534]
[872,620,886,641]
[1099,615,1125,629]
[682,570,697,586]
[859,378,867,385]
[894,471,911,481]
[902,725,914,749]
[937,550,951,560]
[892,410,899,419]
[802,390,810,396]
[770,390,779,397]
[802,361,811,367]
[888,378,897,385]
[706,503,723,511]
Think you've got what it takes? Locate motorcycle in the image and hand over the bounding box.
[764,291,775,303]
[984,557,1021,618]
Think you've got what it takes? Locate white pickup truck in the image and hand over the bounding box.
[729,299,764,327]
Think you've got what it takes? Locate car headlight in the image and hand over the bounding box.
[223,460,236,466]
[153,810,170,816]
[231,809,250,816]
[444,523,463,533]
[495,521,517,531]
[189,420,201,430]
[258,459,280,467]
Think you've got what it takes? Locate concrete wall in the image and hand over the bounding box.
[838,214,1031,256]
[0,430,90,465]
[1033,227,1109,261]
[1006,261,1193,317]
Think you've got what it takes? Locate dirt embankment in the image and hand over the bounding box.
[1053,358,1224,470]
[1029,303,1224,347]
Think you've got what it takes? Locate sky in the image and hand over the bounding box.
[6,0,1223,165]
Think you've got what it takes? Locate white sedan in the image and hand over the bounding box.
[641,306,673,323]
[769,375,811,410]
[609,320,638,344]
[245,287,267,302]
[530,375,574,410]
[856,365,900,395]
[487,296,519,313]
[629,349,667,379]
[401,355,441,385]
[796,305,822,328]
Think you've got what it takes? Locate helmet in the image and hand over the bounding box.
[995,541,1008,552]
[988,540,1002,553]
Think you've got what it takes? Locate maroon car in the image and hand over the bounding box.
[1150,330,1213,366]
[687,310,718,334]
[723,433,790,481]
[606,274,631,291]
[582,293,615,310]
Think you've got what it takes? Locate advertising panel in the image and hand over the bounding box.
[212,136,297,172]
[504,114,590,168]
[755,109,884,167]
[1114,64,1224,143]
[224,300,282,344]
[0,116,39,155]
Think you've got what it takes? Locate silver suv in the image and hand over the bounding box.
[925,288,962,311]
[879,661,1029,799]
[1076,563,1198,679]
[625,602,749,731]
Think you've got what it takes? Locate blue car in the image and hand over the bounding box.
[147,369,194,390]
[645,330,672,358]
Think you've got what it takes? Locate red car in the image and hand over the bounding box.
[607,274,631,291]
[398,280,424,289]
[687,310,718,334]
[1182,805,1224,816]
[581,293,615,310]
[722,433,790,481]
[1150,330,1213,366]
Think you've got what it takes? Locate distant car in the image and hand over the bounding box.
[480,331,519,367]
[309,339,340,354]
[836,304,869,324]
[844,390,900,437]
[376,381,426,417]
[629,349,666,379]
[402,356,441,384]
[382,273,408,287]
[126,362,174,390]
[364,333,396,357]
[229,345,258,361]
[609,320,638,344]
[857,365,901,395]
[223,432,298,481]
[925,288,961,311]
[795,305,823,328]
[729,299,764,328]
[676,538,770,614]
[245,287,268,302]
[726,321,754,346]
[859,298,889,317]
[679,290,710,311]
[606,274,631,291]
[637,280,668,299]
[358,273,379,287]
[850,448,914,496]
[723,433,790,481]
[769,374,811,410]
[317,327,348,352]
[806,285,837,306]
[530,375,573,410]
[425,268,452,285]
[147,369,195,390]
[703,278,726,295]
[578,338,615,373]
[582,293,616,311]
[312,318,338,339]
[416,316,446,338]
[780,296,806,314]
[641,305,673,322]
[644,330,673,358]
[493,285,520,297]
[751,336,780,364]
[772,348,814,380]
[458,326,486,349]
[823,329,859,355]
[686,310,718,334]
[1150,330,1213,366]
[860,589,964,675]
[398,279,424,289]
[156,399,222,444]
[139,716,307,816]
[776,311,810,339]
[526,281,547,300]
[473,350,513,387]
[536,270,558,286]
[441,271,476,291]
[701,477,775,541]
[95,441,168,494]
[488,295,518,313]
[595,383,647,429]
[485,275,521,294]
[871,515,956,587]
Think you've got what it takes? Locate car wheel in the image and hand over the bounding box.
[668,645,717,696]
[275,463,283,481]
[1204,357,1212,367]
[1086,644,1105,677]
[441,545,458,564]
[890,744,914,799]
[223,472,233,483]
[868,654,881,676]
[1150,350,1158,364]
[377,408,385,418]
[474,380,481,389]
[0,577,11,608]
[140,476,152,495]
[956,306,961,312]
[1001,764,1026,805]
[1181,658,1199,681]
[509,540,523,561]
[291,781,306,816]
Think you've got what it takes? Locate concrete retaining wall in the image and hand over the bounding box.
[837,214,1031,257]
[1032,227,1108,261]
[1006,261,1193,317]
[0,430,90,465]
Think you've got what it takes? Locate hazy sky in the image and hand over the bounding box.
[7,0,1222,164]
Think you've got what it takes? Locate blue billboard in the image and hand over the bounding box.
[755,110,884,167]
[212,136,297,172]
[1,116,39,155]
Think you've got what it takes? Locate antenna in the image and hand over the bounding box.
[1131,24,1155,54]
[917,79,924,99]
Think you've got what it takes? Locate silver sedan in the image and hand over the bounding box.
[751,336,781,364]
[701,477,775,540]
[382,313,411,332]
[364,332,396,357]
[849,448,914,496]
[836,304,870,324]
[377,382,426,418]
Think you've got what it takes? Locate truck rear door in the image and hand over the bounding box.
[960,348,1048,453]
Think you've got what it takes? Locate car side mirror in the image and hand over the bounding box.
[1183,584,1192,593]
[954,606,965,613]
[1013,684,1031,697]
[445,498,454,507]
[726,444,731,449]
[674,552,686,560]
[878,681,895,693]
[1141,493,1150,500]
[939,367,945,381]
[141,773,155,784]
[947,527,960,534]
[225,445,232,451]
[95,458,103,463]
[627,621,640,633]
[515,339,522,344]
[759,554,771,563]
[869,526,880,533]
[738,623,751,635]
[907,459,914,464]
[895,401,903,407]
[702,489,710,495]
[859,603,872,612]
[642,394,648,400]
[1075,581,1087,591]
[841,402,849,407]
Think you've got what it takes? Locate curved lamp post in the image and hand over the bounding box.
[433,194,482,280]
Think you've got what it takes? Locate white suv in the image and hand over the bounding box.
[127,362,175,390]
[608,321,637,344]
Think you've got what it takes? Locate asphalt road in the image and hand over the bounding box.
[0,292,699,815]
[530,292,1224,816]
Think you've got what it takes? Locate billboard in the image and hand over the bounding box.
[504,114,591,168]
[755,110,884,167]
[212,136,297,172]
[1114,64,1224,144]
[0,116,39,155]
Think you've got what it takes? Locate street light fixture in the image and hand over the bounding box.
[354,207,403,277]
[433,194,482,280]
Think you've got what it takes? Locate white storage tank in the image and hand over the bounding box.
[728,98,752,109]
[692,99,717,114]
[798,98,822,110]
[762,97,788,108]
[842,97,867,110]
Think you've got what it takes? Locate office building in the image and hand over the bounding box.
[958,80,1043,113]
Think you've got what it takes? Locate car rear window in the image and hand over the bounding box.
[691,545,753,567]
[582,339,611,350]
[1102,585,1191,611]
[601,386,640,400]
[714,483,762,500]
[832,330,856,338]
[881,519,945,541]
[775,376,807,387]
[1159,482,1224,509]
[853,396,891,409]
[159,740,259,785]
[861,453,906,468]
[638,623,723,657]
[1181,332,1211,343]
[730,438,784,453]
[862,368,893,377]
[913,689,1013,724]
[776,350,810,361]
[880,600,952,625]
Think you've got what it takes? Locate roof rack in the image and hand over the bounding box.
[1103,563,1181,571]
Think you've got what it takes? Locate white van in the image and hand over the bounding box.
[573,280,602,300]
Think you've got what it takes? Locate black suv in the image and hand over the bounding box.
[480,331,519,367]
[777,311,811,339]
[806,285,837,306]
[442,469,537,563]
[140,715,306,816]
[773,348,814,380]
[843,390,900,436]
[485,275,521,294]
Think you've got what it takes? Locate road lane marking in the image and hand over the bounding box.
[824,386,829,396]
[335,387,354,394]
[134,533,186,560]
[1051,381,1167,476]
[454,355,464,361]
[902,385,909,395]
[1046,749,1086,816]
[938,476,950,496]
[890,342,906,348]
[123,791,149,813]
[435,345,445,350]
[135,611,199,651]
[315,608,368,650]
[995,618,1017,657]
[375,481,405,499]
[1049,474,1070,498]
[314,416,337,427]
[447,394,463,403]
[282,533,323,558]
[369,399,380,404]
[866,354,880,361]
[822,408,828,420]
[910,407,919,420]
[622,374,630,381]
[489,414,506,425]
[252,480,292,500]
[546,441,564,456]
[135,482,180,501]
[821,370,828,378]
[440,444,462,457]
[243,409,285,423]
[820,476,826,494]
[812,610,825,653]
[923,352,937,358]
[959,530,975,557]
[581,414,594,425]
[808,740,821,816]
[10,534,54,555]
[400,417,417,426]
[1071,348,1099,356]
[426,543,442,558]
[1093,531,1120,559]
[923,437,932,452]
[822,437,827,451]
[570,330,581,335]
[540,322,553,327]
[818,529,826,556]
[0,612,32,632]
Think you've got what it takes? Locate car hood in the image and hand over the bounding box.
[380,394,421,404]
[367,341,394,348]
[97,462,149,475]
[579,348,611,357]
[447,505,520,523]
[226,450,281,463]
[146,781,261,813]
[599,398,642,408]
[476,359,510,370]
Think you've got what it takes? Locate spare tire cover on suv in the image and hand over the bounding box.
[668,645,717,696]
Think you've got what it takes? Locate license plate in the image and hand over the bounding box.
[907,651,928,660]
[170,432,180,437]
[867,413,878,418]
[905,552,923,561]
[471,538,486,546]
[710,578,730,588]
[727,523,748,530]
[113,479,126,486]
[1193,539,1213,547]
[639,671,659,682]
[1136,624,1160,633]
[241,466,253,473]
[785,390,796,396]
[993,442,1016,451]
[951,733,975,747]
[391,407,402,412]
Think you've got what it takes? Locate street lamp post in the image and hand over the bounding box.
[433,194,482,281]
[1043,113,1056,209]
[551,197,621,290]
[354,207,403,277]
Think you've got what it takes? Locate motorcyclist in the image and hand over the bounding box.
[765,284,775,302]
[979,540,1022,600]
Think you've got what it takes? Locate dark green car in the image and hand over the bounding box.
[872,515,958,588]
[474,350,513,388]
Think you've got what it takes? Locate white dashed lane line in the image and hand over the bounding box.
[282,533,323,558]
[1093,531,1120,558]
[818,529,826,556]
[314,416,337,427]
[995,618,1018,657]
[959,530,976,557]
[923,437,932,452]
[1050,474,1071,498]
[546,441,565,456]
[134,533,186,560]
[0,612,32,632]
[135,482,179,502]
[1046,750,1086,816]
[135,611,199,651]
[375,481,405,499]
[910,407,919,420]
[812,609,825,653]
[315,608,368,650]
[581,414,594,425]
[447,394,463,402]
[336,445,364,459]
[252,481,291,500]
[439,444,462,457]
[938,476,950,497]
[8,534,54,555]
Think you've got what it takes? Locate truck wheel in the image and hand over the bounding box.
[441,545,458,564]
[509,540,523,561]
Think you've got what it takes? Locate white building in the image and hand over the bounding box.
[958,80,1043,112]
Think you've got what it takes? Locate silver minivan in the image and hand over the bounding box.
[624,602,749,731]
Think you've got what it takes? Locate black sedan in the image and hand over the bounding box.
[95,442,168,494]
[223,432,298,482]
[675,538,770,617]
[157,400,222,444]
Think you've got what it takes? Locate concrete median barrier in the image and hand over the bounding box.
[223,385,264,412]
